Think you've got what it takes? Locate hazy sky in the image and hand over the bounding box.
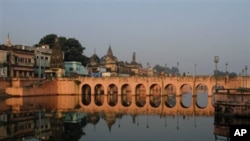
[1,0,249,75]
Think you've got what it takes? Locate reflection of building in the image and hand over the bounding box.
[64,112,87,123]
[45,38,65,78]
[214,114,250,140]
[103,112,117,132]
[0,108,51,140]
[64,61,88,77]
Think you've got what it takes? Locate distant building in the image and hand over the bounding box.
[88,51,101,74]
[126,52,142,76]
[87,45,143,77]
[64,61,88,77]
[45,38,65,78]
[102,44,119,76]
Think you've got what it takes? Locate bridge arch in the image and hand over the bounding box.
[121,84,132,107]
[195,83,208,108]
[164,84,177,95]
[180,84,192,95]
[196,83,208,93]
[163,84,177,108]
[94,84,104,106]
[135,84,146,107]
[149,83,161,107]
[107,84,118,95]
[107,84,118,107]
[94,84,105,95]
[81,84,91,106]
[180,84,192,108]
[149,83,161,96]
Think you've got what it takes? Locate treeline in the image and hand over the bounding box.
[154,64,237,78]
[35,34,89,66]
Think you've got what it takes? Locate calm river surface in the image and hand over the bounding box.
[0,93,219,141]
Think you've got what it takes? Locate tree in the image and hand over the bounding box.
[213,69,237,78]
[36,34,89,66]
[153,64,179,75]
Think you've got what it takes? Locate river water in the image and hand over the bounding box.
[0,93,224,141]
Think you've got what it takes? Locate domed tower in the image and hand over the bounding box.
[88,49,100,74]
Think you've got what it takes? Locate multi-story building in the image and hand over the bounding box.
[0,35,35,78]
[33,45,52,78]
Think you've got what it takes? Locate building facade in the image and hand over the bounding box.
[64,61,88,77]
[0,35,36,78]
[87,45,143,77]
[34,45,52,78]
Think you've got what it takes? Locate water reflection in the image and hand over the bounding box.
[214,114,250,141]
[165,94,176,107]
[0,94,218,141]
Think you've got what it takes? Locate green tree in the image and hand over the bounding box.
[37,34,89,66]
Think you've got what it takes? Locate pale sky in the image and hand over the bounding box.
[1,0,249,75]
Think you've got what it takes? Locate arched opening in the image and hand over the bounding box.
[164,84,176,108]
[81,84,91,106]
[94,84,104,106]
[135,84,146,107]
[196,84,208,108]
[149,84,161,107]
[107,84,118,107]
[180,84,192,108]
[121,84,132,107]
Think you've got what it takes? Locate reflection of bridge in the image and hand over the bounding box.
[80,95,214,116]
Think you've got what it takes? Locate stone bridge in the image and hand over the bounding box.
[78,76,242,97]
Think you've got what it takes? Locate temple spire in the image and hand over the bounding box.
[5,33,12,46]
[107,43,113,56]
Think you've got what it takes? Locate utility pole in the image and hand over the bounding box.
[214,56,219,89]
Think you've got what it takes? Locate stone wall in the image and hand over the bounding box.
[5,78,78,96]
